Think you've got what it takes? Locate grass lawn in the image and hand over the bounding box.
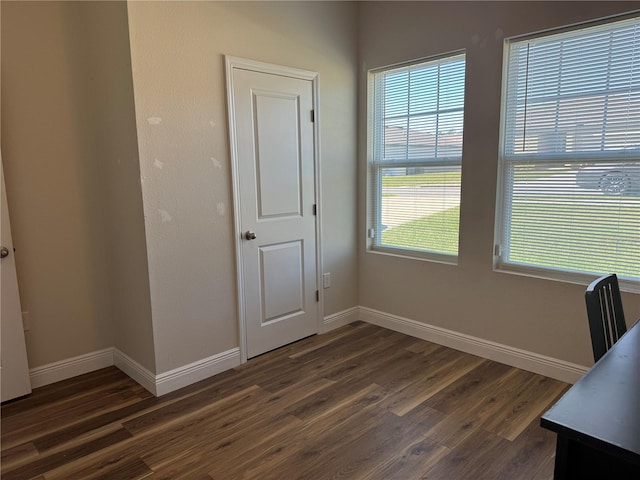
[509,200,639,278]
[382,171,461,187]
[381,206,460,255]
[379,197,639,278]
[379,166,565,189]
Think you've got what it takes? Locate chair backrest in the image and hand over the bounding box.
[585,274,627,362]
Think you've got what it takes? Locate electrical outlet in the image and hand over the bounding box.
[22,311,30,331]
[323,272,331,289]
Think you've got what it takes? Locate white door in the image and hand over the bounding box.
[228,59,319,359]
[1,155,32,401]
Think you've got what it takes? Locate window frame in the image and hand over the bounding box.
[494,14,640,293]
[366,51,466,264]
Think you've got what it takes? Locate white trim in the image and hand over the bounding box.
[29,348,114,389]
[27,307,588,395]
[367,53,465,264]
[114,348,240,396]
[225,56,318,81]
[323,307,359,332]
[358,306,589,384]
[493,19,640,292]
[225,55,322,364]
[225,56,248,363]
[494,265,640,295]
[28,347,241,397]
[312,69,325,341]
[154,348,241,396]
[113,349,157,395]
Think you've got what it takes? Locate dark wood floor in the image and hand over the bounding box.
[1,322,568,480]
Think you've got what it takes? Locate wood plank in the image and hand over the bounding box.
[405,338,446,355]
[43,386,269,480]
[424,359,515,413]
[359,436,450,480]
[0,323,567,480]
[482,372,568,441]
[423,427,513,480]
[149,409,301,479]
[378,352,486,416]
[288,321,376,359]
[422,408,481,449]
[318,333,420,383]
[141,376,334,475]
[2,387,148,451]
[242,405,386,480]
[30,396,159,452]
[483,418,558,480]
[0,441,39,471]
[284,376,378,421]
[213,384,388,480]
[0,367,128,419]
[292,411,432,480]
[75,457,152,480]
[2,376,143,433]
[120,378,265,435]
[1,428,133,480]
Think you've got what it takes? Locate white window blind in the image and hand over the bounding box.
[370,53,466,260]
[498,16,640,285]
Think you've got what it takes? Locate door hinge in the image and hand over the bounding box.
[313,204,317,216]
[311,110,315,123]
[316,290,319,302]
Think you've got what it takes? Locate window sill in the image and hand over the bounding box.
[494,262,640,294]
[368,246,458,266]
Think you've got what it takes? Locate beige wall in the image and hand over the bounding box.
[358,1,640,367]
[1,1,155,371]
[1,0,357,376]
[79,2,156,372]
[4,0,637,381]
[126,1,359,373]
[2,1,114,366]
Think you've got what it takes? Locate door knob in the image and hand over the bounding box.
[244,231,257,240]
[0,246,9,259]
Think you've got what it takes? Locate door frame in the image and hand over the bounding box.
[225,56,324,364]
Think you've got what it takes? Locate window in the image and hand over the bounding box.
[497,15,640,288]
[368,53,466,261]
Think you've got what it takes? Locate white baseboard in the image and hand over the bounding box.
[29,347,241,396]
[358,307,589,384]
[115,348,241,396]
[113,349,157,395]
[28,306,586,395]
[154,348,241,396]
[29,348,114,389]
[323,307,359,332]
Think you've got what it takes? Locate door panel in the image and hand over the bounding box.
[260,241,305,323]
[230,65,318,358]
[254,91,302,218]
[1,155,32,401]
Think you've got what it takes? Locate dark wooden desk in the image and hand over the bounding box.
[541,320,640,479]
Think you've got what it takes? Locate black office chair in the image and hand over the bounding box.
[585,274,627,362]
